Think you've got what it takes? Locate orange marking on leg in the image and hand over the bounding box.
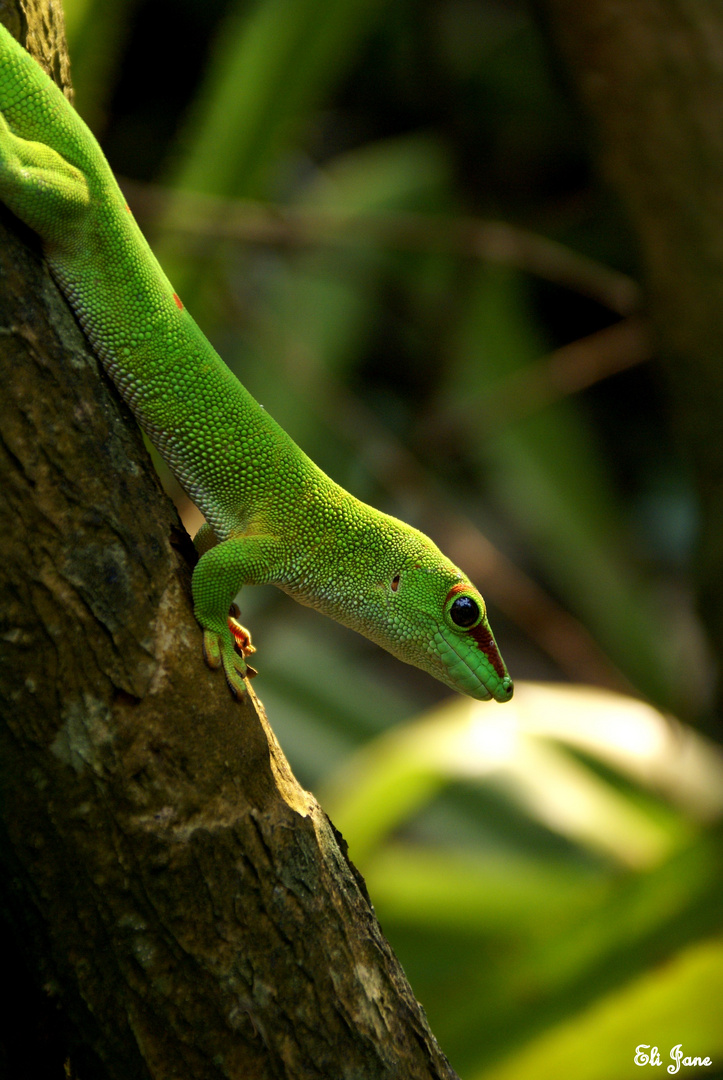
[172,292,184,310]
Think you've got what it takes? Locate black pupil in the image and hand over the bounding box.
[450,596,479,627]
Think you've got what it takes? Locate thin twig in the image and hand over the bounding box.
[121,178,641,316]
[441,315,652,439]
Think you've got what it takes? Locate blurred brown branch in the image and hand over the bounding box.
[123,178,641,315]
[452,315,652,435]
[543,0,723,724]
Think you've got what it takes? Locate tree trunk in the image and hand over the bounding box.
[0,4,458,1077]
[541,0,723,722]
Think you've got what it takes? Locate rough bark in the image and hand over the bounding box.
[540,0,723,720]
[0,6,458,1078]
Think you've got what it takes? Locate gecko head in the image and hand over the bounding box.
[430,580,513,702]
[360,531,514,703]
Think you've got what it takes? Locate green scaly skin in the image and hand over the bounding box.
[0,25,513,703]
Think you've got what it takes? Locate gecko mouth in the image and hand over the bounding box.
[441,633,493,700]
[441,629,512,702]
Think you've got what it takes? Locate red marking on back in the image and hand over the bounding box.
[124,203,131,212]
[172,292,184,310]
[445,584,506,679]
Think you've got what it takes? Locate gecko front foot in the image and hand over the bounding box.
[228,602,256,659]
[202,629,248,698]
[192,537,274,697]
[201,605,257,697]
[228,604,258,682]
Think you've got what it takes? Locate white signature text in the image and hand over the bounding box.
[635,1045,712,1074]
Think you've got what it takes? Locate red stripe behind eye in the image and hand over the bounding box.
[445,584,506,678]
[468,622,506,678]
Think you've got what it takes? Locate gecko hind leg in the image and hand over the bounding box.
[0,112,90,244]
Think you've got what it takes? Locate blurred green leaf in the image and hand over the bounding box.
[156,0,387,307]
[168,0,385,201]
[323,686,723,1076]
[323,684,722,865]
[64,0,138,129]
[478,933,723,1080]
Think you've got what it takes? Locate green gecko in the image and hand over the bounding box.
[0,24,512,703]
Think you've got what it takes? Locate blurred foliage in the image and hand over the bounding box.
[63,0,723,1075]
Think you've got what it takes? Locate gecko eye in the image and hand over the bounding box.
[391,574,401,592]
[449,596,480,627]
[444,588,485,630]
